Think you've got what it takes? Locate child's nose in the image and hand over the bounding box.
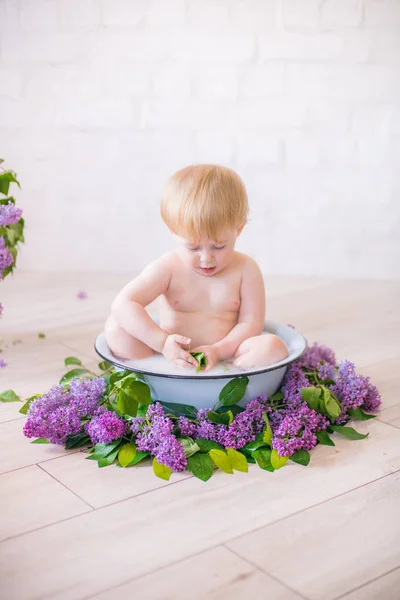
[200,249,214,264]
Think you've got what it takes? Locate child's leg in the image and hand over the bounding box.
[233,334,288,369]
[105,315,156,360]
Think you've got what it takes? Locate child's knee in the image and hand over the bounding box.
[104,315,154,360]
[267,334,288,362]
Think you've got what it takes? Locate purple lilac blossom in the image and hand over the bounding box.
[196,408,228,445]
[178,416,198,437]
[23,376,106,444]
[300,342,336,370]
[85,410,127,445]
[272,405,329,456]
[222,397,268,449]
[131,403,187,472]
[77,290,87,300]
[332,361,381,423]
[0,237,13,279]
[0,359,6,368]
[0,202,23,227]
[317,362,336,381]
[280,361,311,409]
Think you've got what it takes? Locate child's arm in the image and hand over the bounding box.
[111,255,173,353]
[213,258,266,360]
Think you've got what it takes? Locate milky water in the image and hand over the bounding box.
[95,324,304,378]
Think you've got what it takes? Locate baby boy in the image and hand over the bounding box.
[105,164,288,371]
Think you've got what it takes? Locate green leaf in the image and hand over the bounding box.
[207,410,230,425]
[64,356,83,366]
[209,449,233,474]
[178,437,200,458]
[301,387,322,412]
[152,457,172,480]
[190,351,207,372]
[118,442,137,467]
[65,433,90,450]
[322,388,341,420]
[92,439,123,458]
[270,449,289,470]
[127,450,148,466]
[262,413,273,445]
[187,452,214,481]
[195,438,223,452]
[316,430,335,446]
[121,379,151,405]
[290,450,310,466]
[98,360,112,371]
[219,376,249,406]
[38,332,46,339]
[348,407,376,421]
[97,446,120,468]
[19,394,41,414]
[0,195,15,206]
[245,454,256,464]
[0,389,21,403]
[226,448,248,473]
[253,448,274,472]
[0,170,20,196]
[31,438,50,444]
[117,389,138,417]
[60,368,89,384]
[159,401,198,420]
[331,425,369,440]
[242,433,266,453]
[109,370,134,386]
[269,391,284,403]
[127,450,149,466]
[215,404,244,416]
[137,403,148,417]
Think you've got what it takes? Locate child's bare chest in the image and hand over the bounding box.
[164,270,242,315]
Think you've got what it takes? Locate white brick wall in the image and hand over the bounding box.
[0,0,399,279]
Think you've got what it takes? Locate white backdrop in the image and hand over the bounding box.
[1,0,399,279]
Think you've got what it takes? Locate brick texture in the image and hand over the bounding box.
[0,0,399,279]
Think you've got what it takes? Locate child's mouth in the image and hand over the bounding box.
[199,266,216,275]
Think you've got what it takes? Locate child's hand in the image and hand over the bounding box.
[191,345,220,372]
[162,335,198,369]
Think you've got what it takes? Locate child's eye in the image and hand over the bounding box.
[213,246,226,250]
[187,246,200,252]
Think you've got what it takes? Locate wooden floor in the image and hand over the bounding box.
[1,271,400,600]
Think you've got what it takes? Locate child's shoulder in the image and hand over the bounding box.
[234,251,262,272]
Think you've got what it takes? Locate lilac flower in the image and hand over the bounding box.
[272,405,329,456]
[223,397,267,449]
[77,290,87,300]
[317,362,336,382]
[0,359,6,368]
[361,382,381,413]
[23,376,106,444]
[0,236,13,279]
[85,410,127,445]
[178,416,198,437]
[281,361,311,409]
[196,408,228,445]
[155,437,188,472]
[300,342,336,370]
[0,202,23,227]
[332,361,381,423]
[69,377,107,417]
[131,403,187,472]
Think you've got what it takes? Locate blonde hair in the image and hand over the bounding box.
[161,164,249,241]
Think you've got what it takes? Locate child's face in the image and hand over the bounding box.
[173,228,242,276]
